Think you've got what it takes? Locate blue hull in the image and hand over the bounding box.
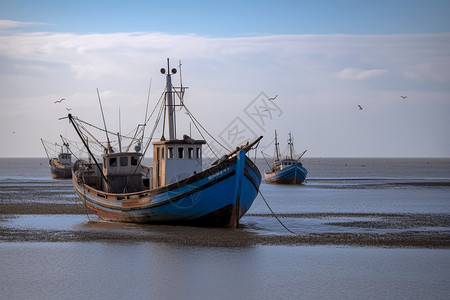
[73,151,261,227]
[265,163,307,184]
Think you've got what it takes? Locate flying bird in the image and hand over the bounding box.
[268,95,278,101]
[358,105,363,110]
[54,98,66,104]
[400,96,407,100]
[66,107,72,111]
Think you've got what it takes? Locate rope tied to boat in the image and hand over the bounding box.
[258,190,295,234]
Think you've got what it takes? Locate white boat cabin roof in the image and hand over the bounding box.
[152,139,206,146]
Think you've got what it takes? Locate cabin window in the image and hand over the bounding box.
[196,148,201,159]
[120,157,128,166]
[188,147,194,159]
[110,157,117,167]
[178,147,184,159]
[168,147,174,159]
[131,156,138,166]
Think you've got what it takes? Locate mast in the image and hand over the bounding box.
[161,58,177,141]
[274,130,280,162]
[97,88,112,153]
[288,132,293,160]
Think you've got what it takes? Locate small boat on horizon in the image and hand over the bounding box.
[68,59,262,227]
[263,131,307,184]
[41,139,73,179]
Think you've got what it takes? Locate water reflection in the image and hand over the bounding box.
[1,242,449,299]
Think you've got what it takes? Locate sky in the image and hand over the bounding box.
[1,0,450,158]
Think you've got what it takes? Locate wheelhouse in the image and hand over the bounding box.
[152,136,206,188]
[102,152,144,193]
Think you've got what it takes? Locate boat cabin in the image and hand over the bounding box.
[102,152,144,193]
[152,135,206,188]
[58,152,72,165]
[273,159,298,172]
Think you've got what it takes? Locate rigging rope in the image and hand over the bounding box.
[187,111,219,159]
[122,96,165,192]
[40,138,53,160]
[183,104,231,155]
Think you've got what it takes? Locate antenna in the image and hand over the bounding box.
[97,88,111,152]
[119,106,121,137]
[179,60,184,102]
[118,106,122,152]
[142,77,152,139]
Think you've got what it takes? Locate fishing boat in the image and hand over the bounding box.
[41,139,72,179]
[263,131,307,184]
[69,59,262,227]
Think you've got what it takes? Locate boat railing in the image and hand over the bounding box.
[212,136,263,165]
[81,180,151,201]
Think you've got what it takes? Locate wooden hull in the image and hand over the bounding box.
[265,163,307,184]
[72,151,261,227]
[50,159,72,179]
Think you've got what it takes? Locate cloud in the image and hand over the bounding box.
[337,68,388,80]
[404,61,450,82]
[0,28,449,156]
[0,20,49,31]
[0,20,27,30]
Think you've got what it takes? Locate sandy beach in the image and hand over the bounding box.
[1,203,449,248]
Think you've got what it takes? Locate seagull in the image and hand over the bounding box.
[400,96,407,100]
[54,98,66,104]
[66,108,72,111]
[268,95,278,101]
[358,105,363,110]
[262,109,269,112]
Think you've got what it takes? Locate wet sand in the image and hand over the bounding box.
[1,203,449,248]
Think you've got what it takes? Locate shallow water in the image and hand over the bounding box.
[1,157,450,299]
[1,243,449,300]
[3,213,446,236]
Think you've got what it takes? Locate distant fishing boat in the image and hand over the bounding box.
[263,131,307,184]
[68,59,262,227]
[41,139,73,179]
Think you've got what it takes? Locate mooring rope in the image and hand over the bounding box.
[258,190,295,234]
